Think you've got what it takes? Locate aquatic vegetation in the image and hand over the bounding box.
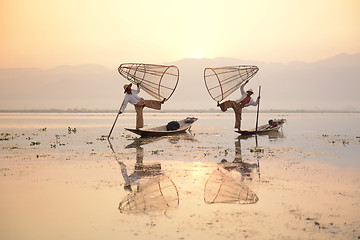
[250,147,264,153]
[0,168,10,177]
[96,135,107,141]
[50,134,66,148]
[224,148,229,156]
[151,150,163,155]
[218,148,230,156]
[0,133,11,141]
[68,127,77,134]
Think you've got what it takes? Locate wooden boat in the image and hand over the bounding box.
[236,119,286,135]
[125,117,198,137]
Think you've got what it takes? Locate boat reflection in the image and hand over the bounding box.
[204,137,259,205]
[238,126,286,140]
[108,139,179,214]
[125,132,196,149]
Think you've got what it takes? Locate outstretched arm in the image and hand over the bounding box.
[119,97,128,113]
[240,80,249,94]
[136,83,140,93]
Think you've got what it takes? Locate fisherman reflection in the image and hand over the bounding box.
[118,143,179,214]
[219,137,258,181]
[120,145,162,192]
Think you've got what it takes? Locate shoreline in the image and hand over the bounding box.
[1,109,360,113]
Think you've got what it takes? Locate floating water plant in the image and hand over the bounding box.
[68,127,77,134]
[224,148,229,156]
[0,133,11,141]
[250,147,264,153]
[151,150,163,155]
[96,135,107,141]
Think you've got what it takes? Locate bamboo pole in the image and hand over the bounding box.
[255,86,261,134]
[108,100,124,140]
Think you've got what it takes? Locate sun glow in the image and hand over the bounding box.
[191,54,203,59]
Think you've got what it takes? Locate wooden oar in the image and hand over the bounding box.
[255,85,261,135]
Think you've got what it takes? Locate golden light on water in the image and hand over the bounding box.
[190,161,209,179]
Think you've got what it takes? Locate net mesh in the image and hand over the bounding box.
[204,65,259,102]
[204,169,259,204]
[118,63,179,101]
[119,175,179,214]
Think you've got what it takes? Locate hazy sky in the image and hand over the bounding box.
[1,0,360,68]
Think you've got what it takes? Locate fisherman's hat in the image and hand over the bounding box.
[123,83,132,93]
[246,89,254,94]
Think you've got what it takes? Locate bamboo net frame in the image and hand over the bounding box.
[118,63,179,102]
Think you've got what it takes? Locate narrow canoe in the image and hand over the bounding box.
[125,117,198,137]
[236,119,286,135]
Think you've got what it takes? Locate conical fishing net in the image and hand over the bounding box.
[118,63,179,102]
[119,175,179,214]
[204,65,259,102]
[204,169,259,204]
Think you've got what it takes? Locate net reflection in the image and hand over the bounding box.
[118,174,179,214]
[204,168,259,204]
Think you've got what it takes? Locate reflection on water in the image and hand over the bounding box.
[118,174,179,214]
[204,168,259,204]
[119,146,162,192]
[1,112,360,239]
[238,127,285,140]
[125,132,197,149]
[218,136,259,181]
[204,137,260,205]
[109,138,179,214]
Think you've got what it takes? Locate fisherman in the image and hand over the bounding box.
[119,83,165,129]
[217,80,260,131]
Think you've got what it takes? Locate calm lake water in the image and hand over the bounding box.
[1,112,359,168]
[1,112,359,240]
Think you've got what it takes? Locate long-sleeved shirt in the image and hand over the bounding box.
[120,162,140,185]
[235,82,258,107]
[120,87,141,113]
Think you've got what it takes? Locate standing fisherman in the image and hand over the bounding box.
[119,83,165,129]
[217,80,260,131]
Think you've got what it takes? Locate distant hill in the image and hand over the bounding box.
[168,53,360,111]
[0,53,359,111]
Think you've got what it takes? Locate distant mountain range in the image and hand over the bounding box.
[1,53,359,112]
